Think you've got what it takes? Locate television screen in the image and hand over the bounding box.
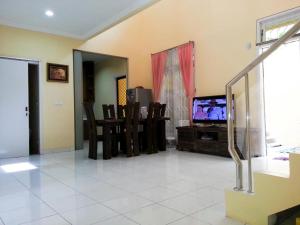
[192,95,231,123]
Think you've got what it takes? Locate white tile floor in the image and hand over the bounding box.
[0,147,287,225]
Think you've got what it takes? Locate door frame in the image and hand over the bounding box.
[0,56,42,155]
[73,49,129,150]
[116,75,127,106]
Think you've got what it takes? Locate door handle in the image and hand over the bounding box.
[25,107,29,116]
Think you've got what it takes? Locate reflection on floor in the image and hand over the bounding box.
[0,147,289,225]
[267,145,300,161]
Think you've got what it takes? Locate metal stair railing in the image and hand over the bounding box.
[226,20,300,193]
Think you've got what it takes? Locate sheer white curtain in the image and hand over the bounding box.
[160,48,189,139]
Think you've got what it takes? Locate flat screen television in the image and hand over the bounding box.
[192,95,231,124]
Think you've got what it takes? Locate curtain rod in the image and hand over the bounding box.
[151,41,194,55]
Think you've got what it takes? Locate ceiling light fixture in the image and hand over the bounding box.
[45,10,54,17]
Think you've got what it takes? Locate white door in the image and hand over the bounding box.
[0,58,29,158]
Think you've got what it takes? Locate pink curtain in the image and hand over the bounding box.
[151,51,168,101]
[178,42,195,121]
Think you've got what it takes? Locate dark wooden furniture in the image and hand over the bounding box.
[103,104,116,119]
[117,105,126,153]
[108,105,116,119]
[84,100,169,160]
[176,126,243,158]
[84,102,103,159]
[83,61,95,102]
[102,104,110,119]
[142,102,163,154]
[83,119,89,140]
[84,102,121,160]
[157,104,167,151]
[102,104,118,156]
[123,103,140,157]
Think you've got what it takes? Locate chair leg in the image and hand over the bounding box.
[152,121,158,153]
[158,120,166,151]
[133,131,139,156]
[111,128,118,157]
[125,128,133,157]
[88,133,97,160]
[146,124,154,154]
[103,125,112,160]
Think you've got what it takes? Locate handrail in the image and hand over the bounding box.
[226,20,300,192]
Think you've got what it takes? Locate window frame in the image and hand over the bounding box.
[257,7,300,46]
[116,75,127,106]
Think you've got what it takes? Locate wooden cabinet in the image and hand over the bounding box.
[176,126,243,158]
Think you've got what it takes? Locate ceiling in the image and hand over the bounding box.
[0,0,158,40]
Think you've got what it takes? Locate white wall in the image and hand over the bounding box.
[94,57,127,119]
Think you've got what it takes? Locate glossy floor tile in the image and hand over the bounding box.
[168,216,210,225]
[20,215,70,225]
[60,204,117,225]
[93,215,138,225]
[0,147,273,224]
[102,195,153,213]
[124,204,184,225]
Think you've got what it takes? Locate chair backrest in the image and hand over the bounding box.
[102,104,110,119]
[153,102,161,119]
[125,103,133,122]
[108,105,116,119]
[84,102,97,135]
[117,105,125,119]
[147,102,155,119]
[160,104,166,117]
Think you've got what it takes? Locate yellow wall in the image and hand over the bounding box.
[1,0,300,152]
[80,0,300,96]
[226,153,300,225]
[0,25,83,152]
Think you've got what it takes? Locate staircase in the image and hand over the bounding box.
[226,153,300,225]
[225,21,300,225]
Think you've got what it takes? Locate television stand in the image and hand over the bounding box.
[176,125,243,158]
[206,124,220,128]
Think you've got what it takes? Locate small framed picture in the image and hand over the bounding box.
[47,63,69,82]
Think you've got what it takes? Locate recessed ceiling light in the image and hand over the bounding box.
[45,10,54,17]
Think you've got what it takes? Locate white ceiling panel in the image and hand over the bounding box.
[0,0,157,39]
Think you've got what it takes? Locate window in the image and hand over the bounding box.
[116,76,127,106]
[257,7,300,44]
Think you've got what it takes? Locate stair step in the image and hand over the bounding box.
[225,153,300,225]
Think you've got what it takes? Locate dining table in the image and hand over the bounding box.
[90,117,170,160]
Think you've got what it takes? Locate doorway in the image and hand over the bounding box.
[257,8,300,157]
[116,76,127,106]
[73,50,128,150]
[28,63,40,155]
[0,57,40,158]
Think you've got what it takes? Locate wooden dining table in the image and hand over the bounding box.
[90,117,170,160]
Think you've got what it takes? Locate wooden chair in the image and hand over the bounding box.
[123,102,140,157]
[102,104,119,156]
[124,103,134,157]
[152,102,161,152]
[108,104,116,119]
[84,102,103,159]
[160,104,166,117]
[132,102,140,156]
[116,105,125,153]
[103,104,116,120]
[102,104,110,119]
[143,102,159,154]
[158,103,167,151]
